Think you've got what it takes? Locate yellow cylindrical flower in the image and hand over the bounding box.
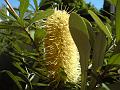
[44,10,81,83]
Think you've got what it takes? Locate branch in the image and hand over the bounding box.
[4,0,19,17]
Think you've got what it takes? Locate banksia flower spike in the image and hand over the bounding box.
[44,9,81,83]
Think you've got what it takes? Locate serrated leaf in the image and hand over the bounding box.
[19,0,29,19]
[30,9,54,24]
[116,0,120,42]
[69,13,91,90]
[88,10,112,40]
[108,53,120,64]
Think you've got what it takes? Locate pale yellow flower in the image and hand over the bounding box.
[44,10,81,83]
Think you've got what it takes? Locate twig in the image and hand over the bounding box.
[4,0,19,17]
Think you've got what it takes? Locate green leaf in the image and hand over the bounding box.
[69,13,89,38]
[39,0,54,9]
[107,0,117,5]
[30,9,54,24]
[6,7,18,19]
[83,17,95,47]
[34,28,46,41]
[116,0,120,42]
[88,10,112,40]
[39,0,46,8]
[92,31,107,71]
[69,13,91,90]
[108,53,120,64]
[17,72,32,90]
[0,10,14,20]
[29,30,35,40]
[19,0,29,19]
[1,70,23,90]
[32,83,49,86]
[89,31,107,89]
[0,24,21,29]
[12,62,27,74]
[33,0,39,11]
[98,83,110,90]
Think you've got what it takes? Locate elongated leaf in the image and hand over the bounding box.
[69,13,91,90]
[88,31,107,89]
[107,0,117,5]
[39,1,54,9]
[108,53,120,64]
[69,13,89,38]
[30,9,54,24]
[116,0,120,42]
[12,62,27,74]
[29,30,35,40]
[83,17,95,48]
[32,83,49,86]
[0,24,21,29]
[17,72,32,90]
[6,7,18,19]
[34,28,46,41]
[19,0,29,18]
[0,10,14,20]
[92,31,107,71]
[39,0,46,8]
[100,83,110,90]
[1,70,23,90]
[33,0,39,11]
[88,10,112,40]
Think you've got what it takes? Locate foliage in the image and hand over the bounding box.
[0,0,120,90]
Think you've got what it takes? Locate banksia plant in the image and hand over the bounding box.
[44,9,81,83]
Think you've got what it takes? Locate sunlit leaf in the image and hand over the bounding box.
[33,0,39,11]
[88,10,112,40]
[29,30,35,40]
[108,53,120,64]
[39,0,46,8]
[34,28,46,41]
[116,0,120,42]
[30,9,54,24]
[6,7,18,19]
[0,10,14,20]
[19,0,29,19]
[0,24,21,29]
